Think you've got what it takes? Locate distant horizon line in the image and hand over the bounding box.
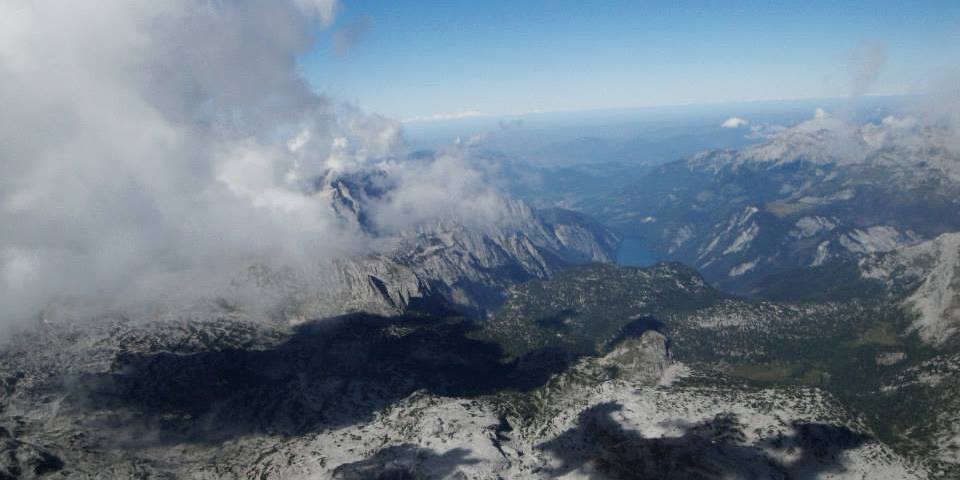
[401,92,923,124]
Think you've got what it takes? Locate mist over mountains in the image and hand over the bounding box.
[3,1,960,479]
[0,0,542,332]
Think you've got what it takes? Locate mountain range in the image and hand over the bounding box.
[592,113,960,293]
[3,112,960,479]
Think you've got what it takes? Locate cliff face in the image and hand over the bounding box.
[313,178,621,318]
[327,203,621,318]
[220,173,620,323]
[860,232,960,346]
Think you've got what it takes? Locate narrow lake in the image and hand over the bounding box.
[615,236,660,267]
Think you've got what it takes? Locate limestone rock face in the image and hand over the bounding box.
[322,200,620,318]
[598,330,671,381]
[0,267,928,479]
[860,233,960,346]
[225,175,620,323]
[0,428,64,480]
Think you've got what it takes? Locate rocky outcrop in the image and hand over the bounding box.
[0,261,933,479]
[0,428,64,480]
[860,233,960,346]
[321,200,620,318]
[223,174,620,323]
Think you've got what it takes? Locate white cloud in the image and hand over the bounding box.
[721,117,748,128]
[0,0,507,332]
[372,154,506,232]
[294,0,340,26]
[403,110,488,123]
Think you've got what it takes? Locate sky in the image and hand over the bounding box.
[300,0,960,120]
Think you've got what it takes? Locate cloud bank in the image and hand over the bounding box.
[0,0,506,332]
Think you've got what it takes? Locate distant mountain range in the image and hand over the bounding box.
[598,112,960,293]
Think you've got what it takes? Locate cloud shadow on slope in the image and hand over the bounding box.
[538,401,871,479]
[330,444,479,479]
[71,313,582,446]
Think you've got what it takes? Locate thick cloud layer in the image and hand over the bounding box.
[0,0,505,331]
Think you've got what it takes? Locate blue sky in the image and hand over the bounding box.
[300,0,960,120]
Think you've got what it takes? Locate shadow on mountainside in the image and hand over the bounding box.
[72,313,583,446]
[538,402,871,480]
[330,444,479,480]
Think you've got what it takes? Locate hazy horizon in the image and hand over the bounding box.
[301,0,960,119]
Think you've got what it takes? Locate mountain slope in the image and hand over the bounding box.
[597,113,960,292]
[0,261,930,479]
[322,201,620,318]
[860,233,960,347]
[236,174,621,322]
[477,262,960,478]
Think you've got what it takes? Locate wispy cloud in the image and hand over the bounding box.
[333,15,371,55]
[294,0,340,26]
[721,117,749,128]
[848,40,887,97]
[403,110,488,123]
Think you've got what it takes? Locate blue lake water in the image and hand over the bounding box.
[615,236,660,267]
